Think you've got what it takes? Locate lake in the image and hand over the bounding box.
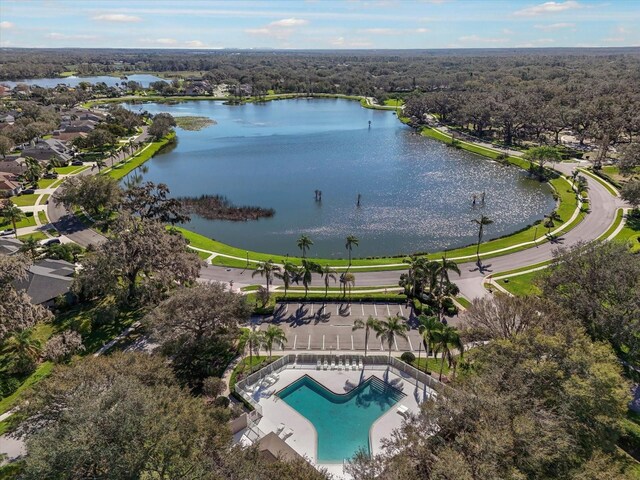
[124,99,556,258]
[2,74,164,89]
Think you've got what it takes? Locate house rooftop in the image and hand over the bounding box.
[13,258,75,305]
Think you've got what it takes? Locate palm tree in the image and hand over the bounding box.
[4,329,42,374]
[471,215,493,264]
[240,328,265,372]
[297,234,313,258]
[321,264,337,298]
[575,176,589,199]
[263,325,287,360]
[352,316,379,360]
[2,203,24,238]
[92,159,107,172]
[544,210,562,235]
[274,261,297,298]
[345,235,359,266]
[343,272,355,302]
[19,236,40,259]
[251,260,281,296]
[375,315,409,363]
[417,315,442,370]
[436,257,460,291]
[432,325,464,381]
[298,259,321,298]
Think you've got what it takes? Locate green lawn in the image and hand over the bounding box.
[383,98,405,107]
[37,178,58,189]
[409,356,451,376]
[54,165,89,175]
[1,211,36,230]
[37,210,48,225]
[616,211,640,253]
[18,231,47,241]
[577,167,618,196]
[9,194,40,207]
[0,362,54,415]
[105,132,175,180]
[497,271,542,296]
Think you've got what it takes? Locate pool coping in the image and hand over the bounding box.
[264,370,412,466]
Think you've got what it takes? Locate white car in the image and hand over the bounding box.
[0,229,16,237]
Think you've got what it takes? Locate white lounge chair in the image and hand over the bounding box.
[323,359,329,370]
[338,358,343,370]
[331,358,336,370]
[317,359,321,370]
[344,358,350,369]
[352,358,357,370]
[358,358,364,369]
[275,423,285,434]
[397,405,409,416]
[280,428,294,440]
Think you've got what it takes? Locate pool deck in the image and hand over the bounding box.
[236,363,436,478]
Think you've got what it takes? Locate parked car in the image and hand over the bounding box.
[41,238,61,246]
[0,229,16,237]
[21,189,35,195]
[71,160,84,166]
[43,172,59,179]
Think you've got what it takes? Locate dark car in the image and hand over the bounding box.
[71,160,84,166]
[43,172,59,179]
[41,238,61,246]
[21,189,35,195]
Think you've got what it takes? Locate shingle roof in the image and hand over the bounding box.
[13,258,75,305]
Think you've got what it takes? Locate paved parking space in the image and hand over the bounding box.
[253,301,454,353]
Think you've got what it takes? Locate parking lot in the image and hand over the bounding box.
[254,301,461,353]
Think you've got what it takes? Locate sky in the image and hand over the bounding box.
[0,0,639,50]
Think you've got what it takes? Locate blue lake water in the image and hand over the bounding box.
[2,74,164,89]
[277,375,405,462]
[124,98,556,257]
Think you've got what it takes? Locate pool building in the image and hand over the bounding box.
[232,354,440,478]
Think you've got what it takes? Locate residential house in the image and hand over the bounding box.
[0,237,22,256]
[0,172,22,196]
[13,258,75,307]
[0,158,27,176]
[19,139,73,163]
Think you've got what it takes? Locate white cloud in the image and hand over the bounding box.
[139,38,178,46]
[0,21,14,29]
[245,17,309,41]
[415,28,430,33]
[458,35,508,44]
[47,32,97,40]
[330,36,373,48]
[502,28,515,34]
[92,13,142,23]
[535,22,575,30]
[359,28,401,35]
[185,40,205,48]
[269,18,308,27]
[513,1,580,17]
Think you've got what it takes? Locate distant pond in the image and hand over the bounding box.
[123,99,556,258]
[2,74,164,89]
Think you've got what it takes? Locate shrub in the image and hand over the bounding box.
[213,396,230,408]
[0,376,21,398]
[400,352,416,364]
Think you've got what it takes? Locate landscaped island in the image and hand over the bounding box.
[174,116,217,131]
[178,194,275,221]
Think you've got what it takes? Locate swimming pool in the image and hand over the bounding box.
[277,375,405,462]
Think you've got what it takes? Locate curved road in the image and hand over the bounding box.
[47,127,151,247]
